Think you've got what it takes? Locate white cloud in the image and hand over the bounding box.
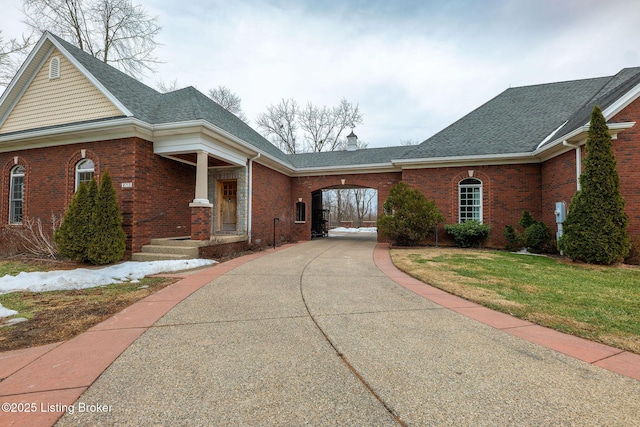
[3,0,640,147]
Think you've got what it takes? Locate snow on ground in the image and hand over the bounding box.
[329,227,377,233]
[0,259,217,317]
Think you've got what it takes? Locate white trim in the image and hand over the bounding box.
[0,117,153,153]
[602,82,640,120]
[75,158,95,190]
[247,153,260,243]
[536,120,568,150]
[392,151,537,168]
[533,121,635,161]
[458,177,482,224]
[9,164,25,224]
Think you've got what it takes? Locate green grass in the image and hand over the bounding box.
[0,261,50,277]
[0,277,168,319]
[393,249,640,353]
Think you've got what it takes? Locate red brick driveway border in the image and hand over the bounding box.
[374,242,640,382]
[0,245,296,427]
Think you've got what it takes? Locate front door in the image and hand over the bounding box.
[219,181,237,232]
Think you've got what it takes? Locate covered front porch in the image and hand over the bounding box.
[152,124,260,245]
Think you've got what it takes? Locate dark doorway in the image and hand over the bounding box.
[311,190,329,238]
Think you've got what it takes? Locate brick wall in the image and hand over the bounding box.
[402,164,542,247]
[0,137,194,256]
[539,99,640,241]
[251,162,292,246]
[610,100,640,238]
[130,138,194,252]
[290,172,402,241]
[540,150,577,231]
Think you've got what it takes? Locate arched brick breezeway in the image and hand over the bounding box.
[291,172,402,241]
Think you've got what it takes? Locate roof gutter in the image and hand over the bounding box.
[391,151,537,168]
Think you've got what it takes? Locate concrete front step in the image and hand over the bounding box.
[141,245,199,257]
[149,235,247,247]
[149,237,211,248]
[132,235,248,261]
[131,252,192,261]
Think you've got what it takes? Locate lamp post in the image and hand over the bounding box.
[273,217,280,250]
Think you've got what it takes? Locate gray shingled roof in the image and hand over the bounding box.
[552,67,640,144]
[7,33,640,170]
[287,145,413,168]
[401,76,618,159]
[52,34,290,163]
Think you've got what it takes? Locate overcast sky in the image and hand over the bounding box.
[2,0,640,148]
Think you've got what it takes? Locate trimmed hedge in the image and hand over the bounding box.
[445,220,491,248]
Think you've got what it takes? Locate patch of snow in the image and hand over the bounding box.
[0,306,18,317]
[513,248,544,257]
[0,259,216,317]
[330,227,377,233]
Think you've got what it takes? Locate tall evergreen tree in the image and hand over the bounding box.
[54,178,98,262]
[87,169,126,265]
[560,105,630,264]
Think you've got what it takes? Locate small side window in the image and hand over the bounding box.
[9,165,25,224]
[295,201,306,223]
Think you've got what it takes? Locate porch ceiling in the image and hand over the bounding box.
[167,152,234,167]
[154,133,248,167]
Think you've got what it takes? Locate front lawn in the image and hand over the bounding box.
[391,248,640,354]
[0,260,177,351]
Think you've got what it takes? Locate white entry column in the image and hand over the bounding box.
[193,150,210,204]
[189,150,212,240]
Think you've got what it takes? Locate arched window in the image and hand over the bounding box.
[49,56,61,80]
[459,178,482,223]
[9,165,25,224]
[75,159,95,190]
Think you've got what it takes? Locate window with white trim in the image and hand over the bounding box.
[75,159,95,190]
[295,201,306,222]
[49,56,61,79]
[9,165,25,224]
[459,178,482,223]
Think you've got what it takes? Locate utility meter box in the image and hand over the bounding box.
[555,201,566,224]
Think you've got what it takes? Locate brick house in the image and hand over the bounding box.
[1,32,639,258]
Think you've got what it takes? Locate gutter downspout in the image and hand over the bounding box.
[562,140,581,191]
[247,153,261,243]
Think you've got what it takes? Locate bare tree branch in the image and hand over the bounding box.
[256,98,300,154]
[208,85,248,122]
[22,0,161,79]
[156,78,181,93]
[0,31,33,89]
[257,97,363,154]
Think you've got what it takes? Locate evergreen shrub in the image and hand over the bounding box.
[54,179,97,262]
[445,220,491,248]
[559,106,630,264]
[377,182,444,246]
[87,169,126,265]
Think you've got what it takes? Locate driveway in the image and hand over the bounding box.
[57,234,640,426]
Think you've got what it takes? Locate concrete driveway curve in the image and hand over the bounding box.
[58,233,640,426]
